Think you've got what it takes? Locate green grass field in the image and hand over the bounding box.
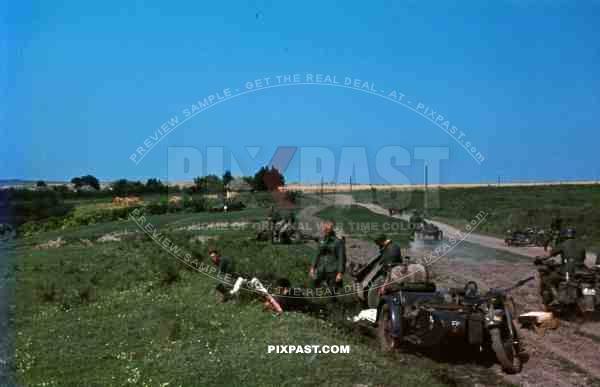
[317,204,412,245]
[351,185,600,251]
[12,205,510,386]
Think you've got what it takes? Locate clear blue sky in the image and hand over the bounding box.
[3,0,599,185]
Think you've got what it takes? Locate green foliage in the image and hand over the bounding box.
[225,199,245,211]
[145,178,166,193]
[111,179,145,196]
[222,170,233,186]
[18,205,143,236]
[146,201,169,215]
[71,175,100,190]
[51,184,70,195]
[185,196,207,212]
[2,189,74,226]
[193,174,224,194]
[70,177,82,188]
[287,190,302,204]
[13,206,512,386]
[253,166,285,191]
[316,205,412,245]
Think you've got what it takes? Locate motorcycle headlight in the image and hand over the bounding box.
[493,310,504,322]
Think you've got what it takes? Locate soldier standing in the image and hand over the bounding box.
[267,205,282,242]
[373,234,404,267]
[309,221,346,298]
[545,228,586,275]
[544,217,563,252]
[536,228,586,305]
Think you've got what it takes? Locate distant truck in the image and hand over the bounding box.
[388,207,403,216]
[504,228,545,247]
[415,221,443,241]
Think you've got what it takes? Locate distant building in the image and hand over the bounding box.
[77,185,98,192]
[226,178,253,192]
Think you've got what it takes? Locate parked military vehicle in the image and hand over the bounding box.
[534,257,600,318]
[415,221,443,240]
[256,216,315,244]
[388,207,403,216]
[376,277,533,374]
[409,211,424,226]
[349,252,389,308]
[504,228,545,247]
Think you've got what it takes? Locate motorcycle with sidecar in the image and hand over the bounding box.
[376,277,533,374]
[534,257,600,318]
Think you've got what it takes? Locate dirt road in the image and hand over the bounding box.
[301,195,600,387]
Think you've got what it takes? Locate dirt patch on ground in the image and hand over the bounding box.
[97,230,134,243]
[34,237,66,250]
[189,235,220,243]
[176,221,251,232]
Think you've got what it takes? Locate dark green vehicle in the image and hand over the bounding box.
[377,277,533,374]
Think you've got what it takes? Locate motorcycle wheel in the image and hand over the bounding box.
[490,327,522,374]
[377,304,401,353]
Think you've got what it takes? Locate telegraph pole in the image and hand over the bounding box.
[349,175,352,193]
[320,176,324,199]
[424,163,429,217]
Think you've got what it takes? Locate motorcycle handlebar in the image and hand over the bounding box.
[488,276,535,297]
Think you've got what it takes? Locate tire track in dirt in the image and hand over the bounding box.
[311,195,600,387]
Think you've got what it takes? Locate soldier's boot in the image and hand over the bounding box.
[548,287,560,307]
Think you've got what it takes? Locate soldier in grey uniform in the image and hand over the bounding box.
[309,221,346,298]
[536,228,586,305]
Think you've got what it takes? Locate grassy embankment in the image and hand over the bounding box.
[316,204,413,245]
[11,199,511,386]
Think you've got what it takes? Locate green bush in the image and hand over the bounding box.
[18,205,145,235]
[185,197,207,212]
[226,200,245,211]
[146,201,169,215]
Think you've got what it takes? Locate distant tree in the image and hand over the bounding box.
[145,178,165,193]
[132,180,144,194]
[70,175,99,190]
[253,166,285,191]
[71,177,83,188]
[222,170,233,187]
[242,176,255,188]
[36,180,46,187]
[52,185,70,195]
[193,175,223,194]
[80,175,100,190]
[111,179,131,196]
